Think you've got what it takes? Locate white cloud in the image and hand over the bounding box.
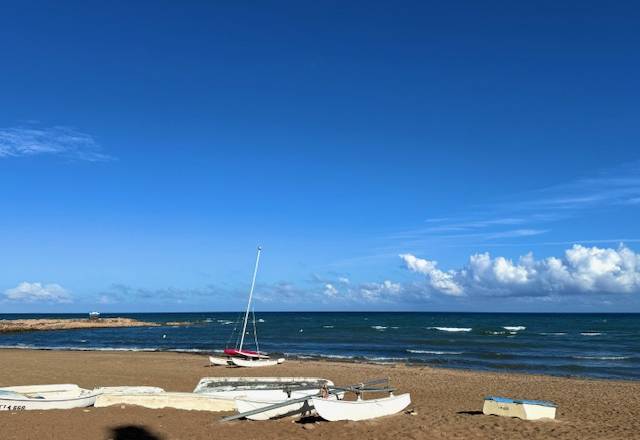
[0,125,112,161]
[323,283,338,297]
[357,280,402,301]
[401,244,640,297]
[400,254,463,296]
[3,282,73,303]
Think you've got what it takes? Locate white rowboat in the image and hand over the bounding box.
[311,393,411,421]
[0,385,100,411]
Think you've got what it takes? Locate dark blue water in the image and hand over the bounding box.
[1,312,638,381]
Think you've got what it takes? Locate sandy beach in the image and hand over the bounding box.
[0,349,638,439]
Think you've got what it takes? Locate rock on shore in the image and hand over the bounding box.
[0,317,163,333]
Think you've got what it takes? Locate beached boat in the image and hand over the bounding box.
[235,392,339,420]
[209,356,232,366]
[234,388,345,420]
[0,384,100,411]
[311,393,411,421]
[212,247,285,367]
[193,377,334,399]
[95,386,165,394]
[94,391,235,412]
[230,357,285,368]
[483,396,557,420]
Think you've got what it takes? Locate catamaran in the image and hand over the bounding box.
[210,246,284,368]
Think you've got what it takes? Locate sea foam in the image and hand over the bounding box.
[428,327,472,332]
[503,326,526,331]
[407,349,463,355]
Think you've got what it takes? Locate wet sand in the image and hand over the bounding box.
[0,349,638,439]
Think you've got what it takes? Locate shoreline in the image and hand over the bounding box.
[0,346,636,384]
[1,349,639,440]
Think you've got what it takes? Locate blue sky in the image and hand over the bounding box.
[1,1,639,312]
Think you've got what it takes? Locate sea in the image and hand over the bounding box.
[1,312,638,381]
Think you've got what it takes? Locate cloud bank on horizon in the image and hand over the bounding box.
[400,244,640,298]
[3,282,72,304]
[3,243,640,309]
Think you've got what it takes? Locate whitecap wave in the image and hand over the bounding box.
[322,325,335,328]
[406,349,463,355]
[581,332,603,336]
[369,356,408,362]
[539,332,567,336]
[427,327,472,332]
[371,325,387,331]
[573,355,629,360]
[503,326,526,331]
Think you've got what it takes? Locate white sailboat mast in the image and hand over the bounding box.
[239,246,262,351]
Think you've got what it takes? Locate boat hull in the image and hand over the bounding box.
[194,377,333,401]
[209,356,232,366]
[0,387,100,411]
[311,393,411,421]
[94,392,235,412]
[482,397,557,420]
[231,358,279,368]
[235,392,342,420]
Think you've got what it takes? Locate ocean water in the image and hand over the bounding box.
[1,312,638,381]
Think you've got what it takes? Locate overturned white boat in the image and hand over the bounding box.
[94,391,235,412]
[311,393,411,421]
[482,396,557,420]
[193,377,333,398]
[0,384,100,411]
[95,386,165,395]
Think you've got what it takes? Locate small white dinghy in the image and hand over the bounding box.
[230,357,285,368]
[483,396,557,420]
[311,393,411,421]
[0,384,100,411]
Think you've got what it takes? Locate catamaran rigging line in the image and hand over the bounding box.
[239,246,261,352]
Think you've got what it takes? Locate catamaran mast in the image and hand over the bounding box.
[239,245,262,352]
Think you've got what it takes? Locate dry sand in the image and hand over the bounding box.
[0,349,638,439]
